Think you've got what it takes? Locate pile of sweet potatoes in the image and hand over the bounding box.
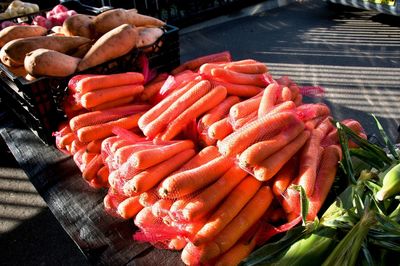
[0,5,166,79]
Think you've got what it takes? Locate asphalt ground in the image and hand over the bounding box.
[1,0,400,265]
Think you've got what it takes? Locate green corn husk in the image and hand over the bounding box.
[376,163,400,201]
[322,210,376,266]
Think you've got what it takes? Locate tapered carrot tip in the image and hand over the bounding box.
[182,242,220,265]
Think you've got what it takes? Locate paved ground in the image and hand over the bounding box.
[0,0,399,265]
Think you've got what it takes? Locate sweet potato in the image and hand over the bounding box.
[92,8,165,36]
[136,27,164,48]
[0,25,47,48]
[24,48,80,77]
[0,35,91,67]
[63,14,95,39]
[77,24,138,72]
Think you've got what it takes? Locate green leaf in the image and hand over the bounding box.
[336,122,356,184]
[372,114,399,160]
[291,185,309,226]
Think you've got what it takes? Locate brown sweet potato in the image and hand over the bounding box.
[24,48,81,77]
[0,35,91,67]
[92,8,164,36]
[63,14,95,39]
[136,27,164,48]
[77,24,138,72]
[0,25,47,48]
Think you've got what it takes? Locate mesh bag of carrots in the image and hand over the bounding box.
[55,51,370,265]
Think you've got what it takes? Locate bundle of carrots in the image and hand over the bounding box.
[54,51,370,265]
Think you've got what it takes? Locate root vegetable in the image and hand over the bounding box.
[0,25,47,48]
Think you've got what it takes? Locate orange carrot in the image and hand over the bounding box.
[82,152,96,166]
[293,93,303,106]
[280,86,292,102]
[297,103,330,121]
[77,113,142,143]
[229,93,263,120]
[238,120,304,167]
[71,139,86,154]
[218,111,299,157]
[207,117,233,140]
[140,79,167,101]
[193,177,262,246]
[268,100,297,115]
[307,145,341,220]
[182,165,248,221]
[177,146,221,173]
[211,68,268,87]
[232,111,257,130]
[76,72,144,94]
[258,83,280,117]
[199,95,240,131]
[160,85,227,141]
[86,139,103,154]
[59,132,75,149]
[143,80,211,138]
[70,104,149,132]
[82,154,104,181]
[172,51,231,74]
[130,140,194,170]
[272,157,298,197]
[225,62,268,74]
[123,149,195,194]
[117,195,143,219]
[134,206,158,229]
[96,165,109,186]
[254,130,310,181]
[189,186,273,263]
[158,155,234,199]
[304,115,327,131]
[199,62,225,76]
[89,96,135,111]
[80,84,144,109]
[110,139,135,154]
[198,131,217,147]
[138,189,159,207]
[211,80,263,97]
[114,144,161,167]
[151,198,174,218]
[168,237,187,251]
[138,79,199,130]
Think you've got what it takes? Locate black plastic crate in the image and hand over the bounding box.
[0,23,180,145]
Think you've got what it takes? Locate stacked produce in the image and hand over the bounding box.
[55,51,394,265]
[0,5,166,79]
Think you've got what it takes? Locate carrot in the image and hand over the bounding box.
[89,96,135,111]
[130,140,194,170]
[161,85,227,141]
[123,149,195,194]
[211,68,268,87]
[116,196,143,219]
[199,62,225,76]
[229,92,262,120]
[140,79,167,101]
[198,131,217,147]
[304,115,327,131]
[254,130,310,181]
[293,93,303,106]
[80,84,144,109]
[207,117,233,140]
[138,80,199,130]
[86,139,103,154]
[139,189,159,207]
[280,86,292,102]
[258,83,280,117]
[214,226,262,266]
[193,177,261,246]
[134,206,158,229]
[168,237,187,251]
[76,72,144,94]
[77,113,142,143]
[211,80,263,97]
[177,146,220,173]
[110,139,135,154]
[297,103,330,121]
[296,129,324,197]
[232,111,257,130]
[159,155,234,199]
[71,139,86,155]
[218,111,299,157]
[96,165,109,186]
[169,198,188,220]
[268,100,297,115]
[190,186,273,263]
[238,120,305,167]
[143,80,211,138]
[182,165,248,221]
[225,62,268,74]
[198,95,240,131]
[307,145,341,220]
[59,132,75,149]
[151,199,174,218]
[82,152,97,167]
[114,144,161,167]
[70,104,149,132]
[82,154,104,181]
[272,157,298,197]
[101,136,120,156]
[172,51,231,74]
